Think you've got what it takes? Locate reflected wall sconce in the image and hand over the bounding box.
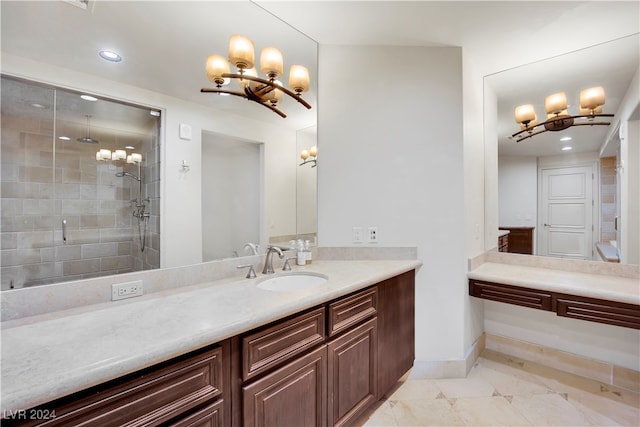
[299,146,317,167]
[512,86,614,142]
[201,34,312,118]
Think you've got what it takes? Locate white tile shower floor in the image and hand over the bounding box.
[356,350,640,426]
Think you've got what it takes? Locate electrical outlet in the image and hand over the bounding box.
[112,280,143,301]
[352,227,363,243]
[367,227,378,243]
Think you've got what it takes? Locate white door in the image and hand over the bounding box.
[539,165,594,260]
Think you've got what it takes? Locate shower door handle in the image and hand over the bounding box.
[62,219,67,245]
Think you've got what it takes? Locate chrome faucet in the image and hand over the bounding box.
[262,246,284,274]
[244,242,259,255]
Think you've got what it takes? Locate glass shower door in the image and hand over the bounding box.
[1,78,57,289]
[1,76,161,289]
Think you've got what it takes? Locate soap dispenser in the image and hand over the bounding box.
[304,240,312,264]
[296,240,305,266]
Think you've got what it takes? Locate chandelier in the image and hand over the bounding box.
[512,86,613,142]
[299,146,317,167]
[201,34,311,118]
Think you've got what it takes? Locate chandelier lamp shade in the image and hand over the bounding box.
[201,34,311,118]
[299,145,317,167]
[512,86,613,142]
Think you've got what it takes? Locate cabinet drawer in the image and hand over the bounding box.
[167,399,224,427]
[242,307,325,381]
[555,296,640,329]
[328,287,377,337]
[24,346,224,427]
[469,280,552,311]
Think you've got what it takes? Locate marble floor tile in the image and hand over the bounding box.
[510,392,597,426]
[387,378,442,401]
[435,369,497,399]
[452,395,532,426]
[355,352,640,427]
[391,398,466,426]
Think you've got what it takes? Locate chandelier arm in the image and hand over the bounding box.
[201,87,287,118]
[512,122,546,137]
[573,113,614,119]
[512,113,615,138]
[201,88,250,98]
[516,128,548,143]
[569,122,613,127]
[243,86,287,118]
[223,73,312,109]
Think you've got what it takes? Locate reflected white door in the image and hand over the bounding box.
[539,165,594,260]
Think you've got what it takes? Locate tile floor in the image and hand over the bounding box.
[356,350,640,426]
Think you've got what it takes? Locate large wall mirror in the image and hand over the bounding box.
[485,34,639,266]
[1,1,317,289]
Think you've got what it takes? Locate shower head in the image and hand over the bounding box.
[77,114,98,143]
[115,171,141,181]
[77,136,99,144]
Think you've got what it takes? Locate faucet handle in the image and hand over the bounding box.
[237,264,256,279]
[282,257,296,271]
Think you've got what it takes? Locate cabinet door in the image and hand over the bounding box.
[243,346,327,427]
[377,270,415,397]
[327,318,377,427]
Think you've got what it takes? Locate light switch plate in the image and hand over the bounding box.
[179,123,192,140]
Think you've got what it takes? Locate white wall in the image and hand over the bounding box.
[201,134,261,260]
[1,53,297,269]
[498,156,538,228]
[462,53,486,354]
[317,44,473,363]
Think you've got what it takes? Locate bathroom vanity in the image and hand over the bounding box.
[468,262,639,329]
[1,261,418,427]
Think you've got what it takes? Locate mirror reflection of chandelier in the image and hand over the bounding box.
[512,86,613,142]
[201,34,312,118]
[299,146,317,167]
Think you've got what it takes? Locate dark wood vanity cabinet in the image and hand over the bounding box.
[499,227,534,254]
[5,271,416,427]
[237,273,414,427]
[469,278,640,329]
[498,233,509,252]
[3,342,231,427]
[377,271,415,396]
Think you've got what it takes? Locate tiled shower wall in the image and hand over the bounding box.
[1,112,160,290]
[600,156,617,243]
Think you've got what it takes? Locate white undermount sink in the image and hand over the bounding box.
[257,272,328,292]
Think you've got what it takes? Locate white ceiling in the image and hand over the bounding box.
[1,0,639,157]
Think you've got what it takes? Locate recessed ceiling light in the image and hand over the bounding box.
[125,145,135,150]
[560,136,572,141]
[99,50,122,62]
[562,146,573,151]
[58,136,71,141]
[80,94,98,102]
[31,103,46,109]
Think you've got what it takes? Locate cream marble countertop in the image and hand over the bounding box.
[468,262,639,305]
[1,259,420,413]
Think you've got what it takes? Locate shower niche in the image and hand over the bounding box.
[1,76,161,289]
